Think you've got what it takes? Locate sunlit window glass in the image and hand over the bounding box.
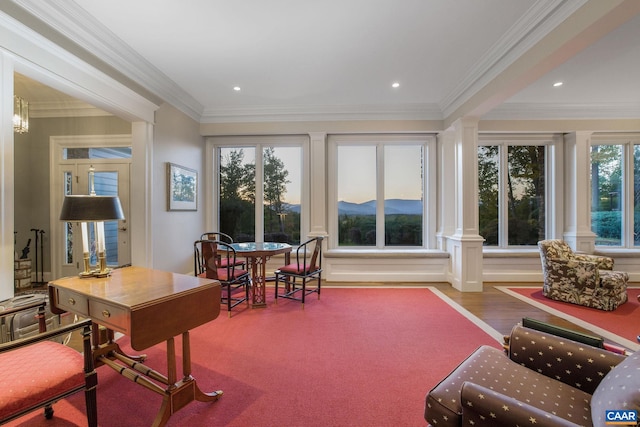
[507,145,545,246]
[219,147,256,241]
[634,145,640,246]
[478,146,499,246]
[337,146,376,246]
[263,146,302,244]
[591,145,623,246]
[384,145,423,246]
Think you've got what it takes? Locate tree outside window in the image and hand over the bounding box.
[478,143,546,247]
[218,145,301,244]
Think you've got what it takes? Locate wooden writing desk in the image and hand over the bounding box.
[49,266,222,427]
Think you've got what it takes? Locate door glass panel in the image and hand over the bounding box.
[63,171,73,264]
[64,147,132,159]
[91,171,120,265]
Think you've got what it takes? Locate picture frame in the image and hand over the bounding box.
[166,162,198,211]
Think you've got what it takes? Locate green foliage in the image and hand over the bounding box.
[338,214,423,246]
[219,148,297,244]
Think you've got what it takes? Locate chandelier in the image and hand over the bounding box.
[13,95,29,134]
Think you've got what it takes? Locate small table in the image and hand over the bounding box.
[48,266,222,427]
[230,242,292,308]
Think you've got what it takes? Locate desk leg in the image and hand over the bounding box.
[250,256,268,308]
[91,323,146,363]
[151,332,222,427]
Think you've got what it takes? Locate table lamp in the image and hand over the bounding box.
[59,194,125,277]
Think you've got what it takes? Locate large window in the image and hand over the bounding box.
[590,135,640,247]
[329,134,434,249]
[213,136,306,245]
[478,136,551,247]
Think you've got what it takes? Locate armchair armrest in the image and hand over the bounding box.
[508,325,624,394]
[460,382,581,427]
[571,252,614,270]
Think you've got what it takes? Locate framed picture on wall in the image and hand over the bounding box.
[166,162,197,211]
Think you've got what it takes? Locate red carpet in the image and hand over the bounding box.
[6,287,501,427]
[497,286,640,351]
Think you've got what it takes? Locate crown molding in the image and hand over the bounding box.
[481,102,640,120]
[29,100,111,118]
[200,103,444,123]
[440,0,587,118]
[13,0,203,121]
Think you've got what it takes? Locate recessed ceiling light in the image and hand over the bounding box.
[392,82,400,88]
[233,86,241,91]
[553,81,563,87]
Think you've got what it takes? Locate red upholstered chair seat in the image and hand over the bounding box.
[213,268,249,281]
[278,263,318,275]
[275,236,324,306]
[0,340,84,420]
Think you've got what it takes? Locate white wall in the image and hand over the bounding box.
[151,103,206,274]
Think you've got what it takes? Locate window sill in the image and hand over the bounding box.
[483,248,539,258]
[324,249,449,259]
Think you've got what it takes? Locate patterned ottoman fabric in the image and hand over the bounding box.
[425,345,593,427]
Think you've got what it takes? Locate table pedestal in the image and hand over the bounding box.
[97,331,221,427]
[248,256,268,308]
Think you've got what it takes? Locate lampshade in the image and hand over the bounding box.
[59,195,125,221]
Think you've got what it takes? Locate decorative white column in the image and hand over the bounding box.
[0,52,15,301]
[131,121,154,268]
[447,118,484,291]
[436,130,456,251]
[563,131,596,253]
[308,132,327,240]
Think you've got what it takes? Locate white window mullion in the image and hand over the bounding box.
[255,144,264,242]
[376,143,385,248]
[498,144,508,247]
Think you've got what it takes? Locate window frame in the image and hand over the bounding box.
[327,133,436,250]
[478,133,560,249]
[590,133,640,248]
[207,135,310,244]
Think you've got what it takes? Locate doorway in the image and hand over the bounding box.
[50,136,131,279]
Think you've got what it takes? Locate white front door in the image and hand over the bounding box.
[57,162,131,278]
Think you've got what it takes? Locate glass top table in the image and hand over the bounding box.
[229,242,292,308]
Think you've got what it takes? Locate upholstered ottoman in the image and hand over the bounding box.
[425,345,593,426]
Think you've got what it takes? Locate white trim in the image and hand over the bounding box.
[207,135,310,242]
[327,133,442,251]
[49,134,132,279]
[0,10,158,122]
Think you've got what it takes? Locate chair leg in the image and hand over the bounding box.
[44,404,54,420]
[274,274,279,303]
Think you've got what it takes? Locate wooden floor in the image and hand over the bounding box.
[432,282,605,337]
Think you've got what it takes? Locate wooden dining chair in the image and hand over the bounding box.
[194,239,251,316]
[274,236,323,307]
[0,301,97,426]
[199,232,245,269]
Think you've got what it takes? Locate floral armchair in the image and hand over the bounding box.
[538,239,628,311]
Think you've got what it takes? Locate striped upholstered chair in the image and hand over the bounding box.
[538,239,628,311]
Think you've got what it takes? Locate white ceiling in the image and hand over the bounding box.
[10,0,640,123]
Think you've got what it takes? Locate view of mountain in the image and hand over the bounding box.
[283,199,422,215]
